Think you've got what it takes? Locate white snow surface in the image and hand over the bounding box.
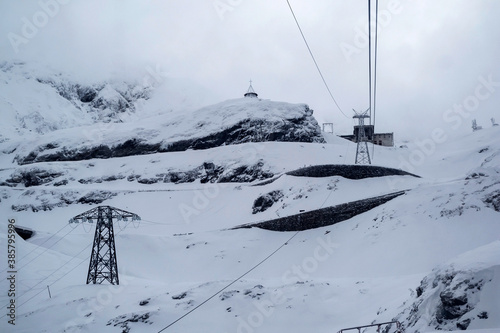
[0,71,499,333]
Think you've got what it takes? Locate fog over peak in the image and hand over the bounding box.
[1,0,499,141]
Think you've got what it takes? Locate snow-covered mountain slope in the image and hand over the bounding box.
[0,62,323,165]
[393,241,500,332]
[5,97,323,165]
[0,61,217,143]
[0,66,499,333]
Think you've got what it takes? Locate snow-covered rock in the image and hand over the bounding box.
[9,97,324,165]
[393,241,500,332]
[0,61,150,141]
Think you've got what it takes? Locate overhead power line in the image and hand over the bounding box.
[156,175,340,331]
[157,231,300,332]
[285,0,349,118]
[369,0,372,123]
[0,224,71,274]
[373,0,379,129]
[368,0,379,158]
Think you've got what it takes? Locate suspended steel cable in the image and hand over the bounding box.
[0,223,72,275]
[156,168,340,331]
[370,0,379,158]
[285,0,349,118]
[157,230,300,332]
[0,240,93,321]
[0,218,138,319]
[373,0,379,129]
[15,226,76,273]
[369,0,373,124]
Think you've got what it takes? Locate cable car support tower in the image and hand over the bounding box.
[353,108,371,165]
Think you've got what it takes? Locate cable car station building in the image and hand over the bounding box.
[340,125,394,147]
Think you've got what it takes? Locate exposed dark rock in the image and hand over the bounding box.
[219,290,239,301]
[163,170,199,184]
[172,292,188,300]
[14,226,35,240]
[200,162,224,183]
[243,285,265,299]
[137,177,162,184]
[102,175,125,182]
[440,204,481,218]
[466,172,486,180]
[91,87,130,115]
[127,174,139,182]
[16,107,324,165]
[76,85,97,103]
[437,290,468,321]
[416,286,424,298]
[477,311,488,319]
[393,266,492,332]
[219,161,274,183]
[10,189,117,212]
[5,168,64,187]
[252,190,284,214]
[77,191,117,204]
[79,177,102,184]
[483,190,500,212]
[139,298,150,306]
[53,179,68,186]
[456,318,471,330]
[106,312,152,333]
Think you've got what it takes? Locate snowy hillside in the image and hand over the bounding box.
[4,98,323,167]
[0,63,499,333]
[0,61,217,143]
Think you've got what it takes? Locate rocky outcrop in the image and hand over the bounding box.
[3,168,65,187]
[16,114,324,165]
[252,190,284,214]
[11,189,118,212]
[389,241,500,332]
[1,160,275,192]
[483,190,500,212]
[35,77,150,122]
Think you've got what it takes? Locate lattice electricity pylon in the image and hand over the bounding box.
[69,206,141,285]
[353,108,371,165]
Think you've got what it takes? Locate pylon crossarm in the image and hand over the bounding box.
[68,205,141,224]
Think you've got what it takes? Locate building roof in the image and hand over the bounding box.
[244,80,258,98]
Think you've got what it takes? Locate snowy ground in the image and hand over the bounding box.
[0,122,499,332]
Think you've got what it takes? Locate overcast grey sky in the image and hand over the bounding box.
[1,0,499,141]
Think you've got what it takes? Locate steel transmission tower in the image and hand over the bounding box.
[69,206,141,285]
[353,108,371,165]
